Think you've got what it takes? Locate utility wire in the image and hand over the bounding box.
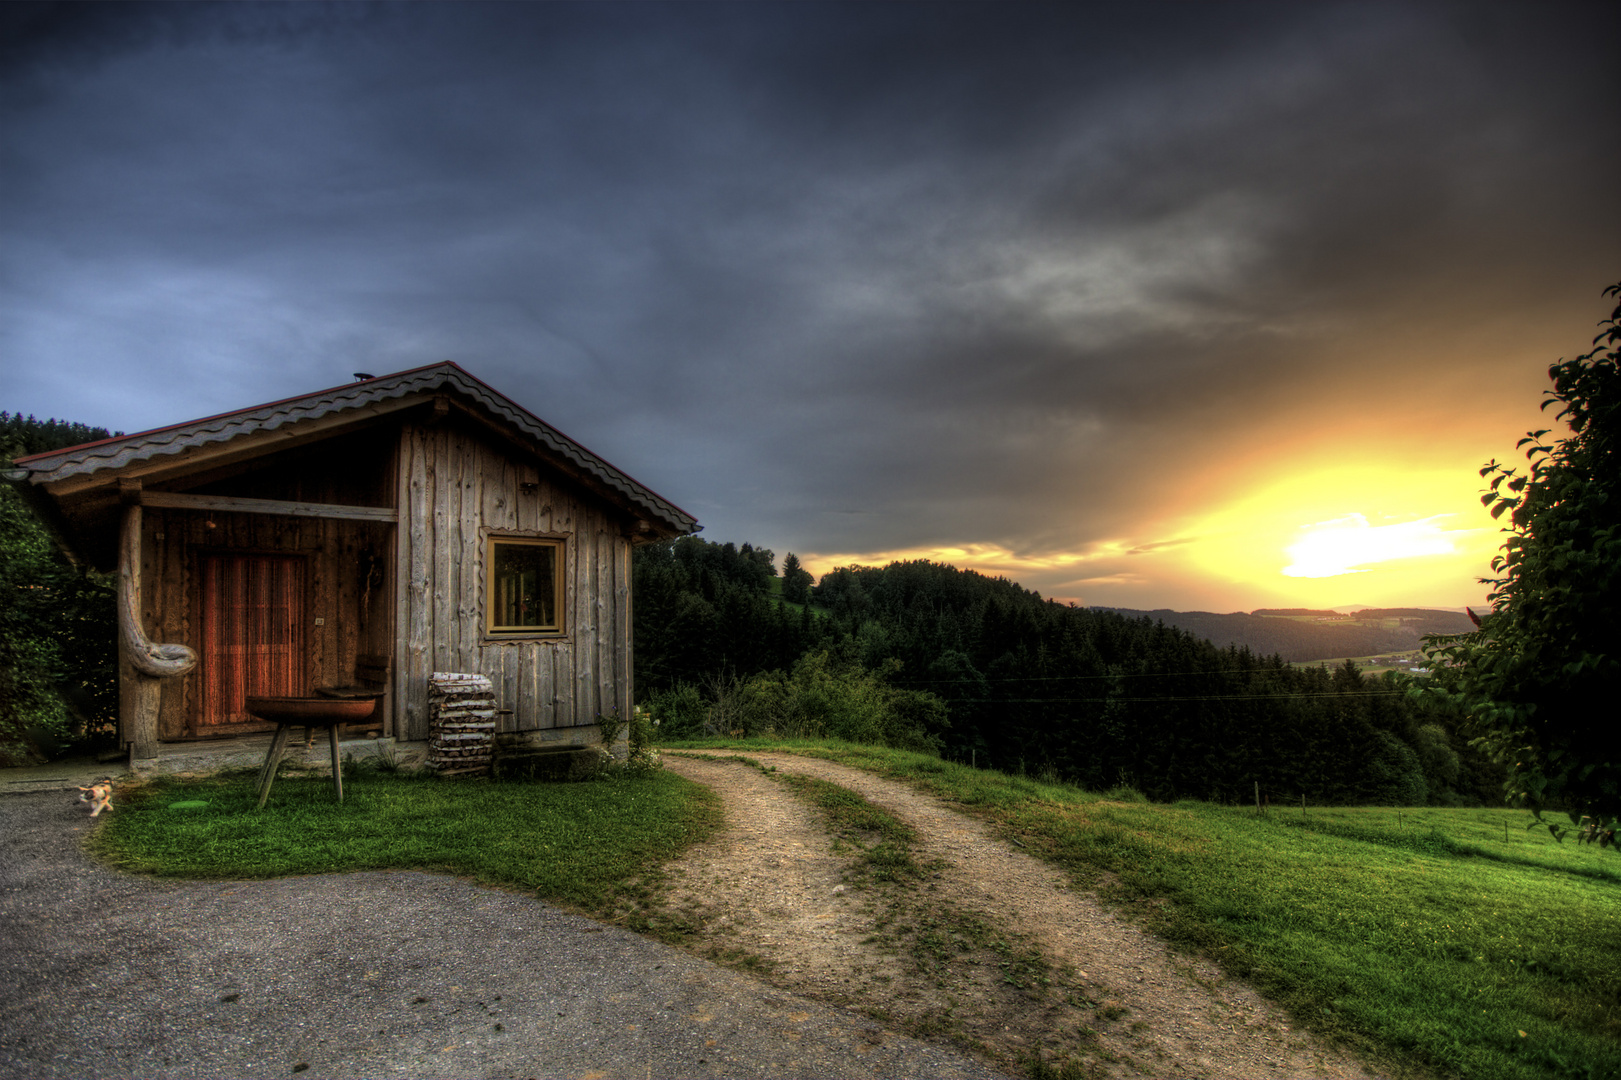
[943,689,1407,704]
[895,668,1418,685]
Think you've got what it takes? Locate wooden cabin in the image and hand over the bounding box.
[9,363,697,758]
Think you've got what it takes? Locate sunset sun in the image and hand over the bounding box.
[1281,514,1459,579]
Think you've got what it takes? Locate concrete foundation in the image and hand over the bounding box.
[0,737,431,796]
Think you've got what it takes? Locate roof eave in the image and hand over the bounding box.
[14,362,699,539]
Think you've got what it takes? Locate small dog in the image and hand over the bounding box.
[77,782,114,818]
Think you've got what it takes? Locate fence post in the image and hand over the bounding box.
[1254,781,1260,816]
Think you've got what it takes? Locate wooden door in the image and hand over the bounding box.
[197,554,307,731]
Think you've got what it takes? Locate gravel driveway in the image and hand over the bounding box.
[0,789,1007,1080]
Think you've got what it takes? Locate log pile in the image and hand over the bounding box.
[427,672,496,776]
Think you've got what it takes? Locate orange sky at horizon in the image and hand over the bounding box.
[799,494,1503,614]
[798,413,1550,614]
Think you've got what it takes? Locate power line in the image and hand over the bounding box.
[897,667,1415,685]
[945,689,1406,704]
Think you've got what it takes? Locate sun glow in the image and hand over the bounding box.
[795,456,1507,611]
[1282,514,1459,578]
[1161,459,1501,607]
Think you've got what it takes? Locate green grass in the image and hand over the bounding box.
[92,766,722,913]
[663,737,1621,1080]
[772,770,926,881]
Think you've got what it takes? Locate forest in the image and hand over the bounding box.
[633,536,1502,807]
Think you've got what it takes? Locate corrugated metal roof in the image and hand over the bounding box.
[14,362,698,534]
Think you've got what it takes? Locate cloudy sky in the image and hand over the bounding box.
[3,1,1617,612]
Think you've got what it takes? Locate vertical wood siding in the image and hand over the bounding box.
[143,433,396,741]
[393,423,633,741]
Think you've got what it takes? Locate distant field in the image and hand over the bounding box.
[1290,650,1425,675]
[1097,607,1474,663]
[1275,613,1411,626]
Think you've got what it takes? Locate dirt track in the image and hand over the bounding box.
[659,752,1382,1079]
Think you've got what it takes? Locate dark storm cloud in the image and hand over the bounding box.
[2,2,1617,597]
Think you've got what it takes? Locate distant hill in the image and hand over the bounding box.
[1090,607,1476,663]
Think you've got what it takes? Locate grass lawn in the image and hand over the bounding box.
[665,738,1621,1080]
[92,764,721,913]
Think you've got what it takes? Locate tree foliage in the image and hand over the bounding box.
[1,413,120,765]
[1420,283,1621,827]
[780,552,813,605]
[633,536,827,696]
[638,540,1490,806]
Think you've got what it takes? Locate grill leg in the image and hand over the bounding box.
[329,723,344,803]
[256,724,293,809]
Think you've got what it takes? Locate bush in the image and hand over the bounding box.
[1366,731,1429,807]
[644,682,707,738]
[1409,722,1461,794]
[733,651,947,752]
[0,481,117,763]
[1,413,119,764]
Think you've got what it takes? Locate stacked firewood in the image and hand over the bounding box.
[427,672,496,776]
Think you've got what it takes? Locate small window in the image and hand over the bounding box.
[487,537,563,635]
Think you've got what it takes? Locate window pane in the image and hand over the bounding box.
[491,542,557,630]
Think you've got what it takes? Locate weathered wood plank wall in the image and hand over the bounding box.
[142,434,395,741]
[393,422,633,742]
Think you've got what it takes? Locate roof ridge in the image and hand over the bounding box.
[12,363,697,535]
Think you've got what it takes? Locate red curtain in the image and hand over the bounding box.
[199,555,306,727]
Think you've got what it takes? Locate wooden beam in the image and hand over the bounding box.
[118,505,197,757]
[139,491,398,523]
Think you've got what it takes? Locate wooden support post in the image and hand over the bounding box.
[129,674,162,761]
[117,504,197,758]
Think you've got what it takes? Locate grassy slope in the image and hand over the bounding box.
[666,738,1620,1080]
[91,745,1617,1080]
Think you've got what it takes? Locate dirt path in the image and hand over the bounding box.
[658,753,1382,1080]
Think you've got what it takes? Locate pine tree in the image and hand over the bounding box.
[780,552,813,604]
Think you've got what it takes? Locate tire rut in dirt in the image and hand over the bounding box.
[661,752,1382,1080]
